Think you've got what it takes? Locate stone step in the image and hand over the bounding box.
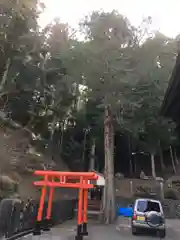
[74,209,102,214]
[74,209,103,222]
[88,205,101,210]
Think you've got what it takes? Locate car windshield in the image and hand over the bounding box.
[137,200,160,213]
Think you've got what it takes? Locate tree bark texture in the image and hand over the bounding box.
[103,105,115,224]
[89,138,96,171]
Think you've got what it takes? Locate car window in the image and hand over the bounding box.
[136,200,160,213]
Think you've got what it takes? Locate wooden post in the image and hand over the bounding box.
[46,178,54,220]
[130,181,133,196]
[76,177,84,240]
[34,175,48,235]
[37,175,47,221]
[43,177,54,231]
[82,179,88,236]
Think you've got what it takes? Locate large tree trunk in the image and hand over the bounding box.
[104,105,115,224]
[150,153,156,179]
[89,138,96,171]
[159,147,165,170]
[170,146,176,174]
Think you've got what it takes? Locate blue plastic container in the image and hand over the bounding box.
[117,206,133,217]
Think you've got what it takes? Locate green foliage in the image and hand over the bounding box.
[164,188,180,200]
[0,2,178,170]
[119,34,176,153]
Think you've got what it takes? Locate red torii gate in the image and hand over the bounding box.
[33,170,98,240]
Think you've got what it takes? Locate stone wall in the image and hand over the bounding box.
[0,198,76,238]
[162,199,180,218]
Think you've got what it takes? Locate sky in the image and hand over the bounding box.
[40,0,180,38]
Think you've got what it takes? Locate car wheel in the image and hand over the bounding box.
[157,229,166,238]
[132,226,138,235]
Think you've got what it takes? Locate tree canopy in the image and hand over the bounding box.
[0,2,178,175]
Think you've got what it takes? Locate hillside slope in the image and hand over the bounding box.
[0,125,76,200]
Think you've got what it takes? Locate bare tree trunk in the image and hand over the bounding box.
[174,149,179,165]
[104,105,115,224]
[89,138,96,171]
[59,122,64,155]
[82,129,88,171]
[159,147,165,170]
[150,153,156,179]
[50,116,57,141]
[158,141,165,170]
[0,58,10,92]
[170,146,176,174]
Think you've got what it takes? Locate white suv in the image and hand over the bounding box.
[131,198,166,238]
